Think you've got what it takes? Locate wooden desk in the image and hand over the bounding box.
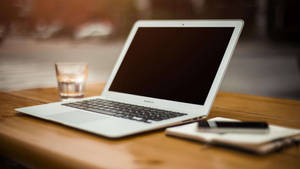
[0,83,300,169]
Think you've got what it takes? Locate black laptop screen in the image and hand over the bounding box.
[109,27,234,105]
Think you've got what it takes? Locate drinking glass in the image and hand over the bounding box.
[55,62,88,100]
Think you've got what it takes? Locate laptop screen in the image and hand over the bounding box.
[109,27,234,105]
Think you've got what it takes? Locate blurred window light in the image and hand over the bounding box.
[74,22,113,39]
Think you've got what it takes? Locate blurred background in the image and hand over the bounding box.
[0,0,300,100]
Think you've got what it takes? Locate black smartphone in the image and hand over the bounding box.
[197,120,269,133]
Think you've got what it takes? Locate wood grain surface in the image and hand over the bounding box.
[0,83,299,169]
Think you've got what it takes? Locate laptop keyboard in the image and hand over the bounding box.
[62,98,187,123]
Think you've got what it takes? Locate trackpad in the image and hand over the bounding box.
[47,110,107,124]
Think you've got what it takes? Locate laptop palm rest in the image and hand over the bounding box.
[47,110,108,124]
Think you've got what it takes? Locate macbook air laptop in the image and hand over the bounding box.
[16,20,244,138]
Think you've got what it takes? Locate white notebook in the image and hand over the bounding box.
[166,117,300,154]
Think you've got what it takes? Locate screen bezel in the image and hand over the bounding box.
[101,20,243,115]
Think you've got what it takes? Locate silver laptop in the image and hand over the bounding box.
[16,20,243,138]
